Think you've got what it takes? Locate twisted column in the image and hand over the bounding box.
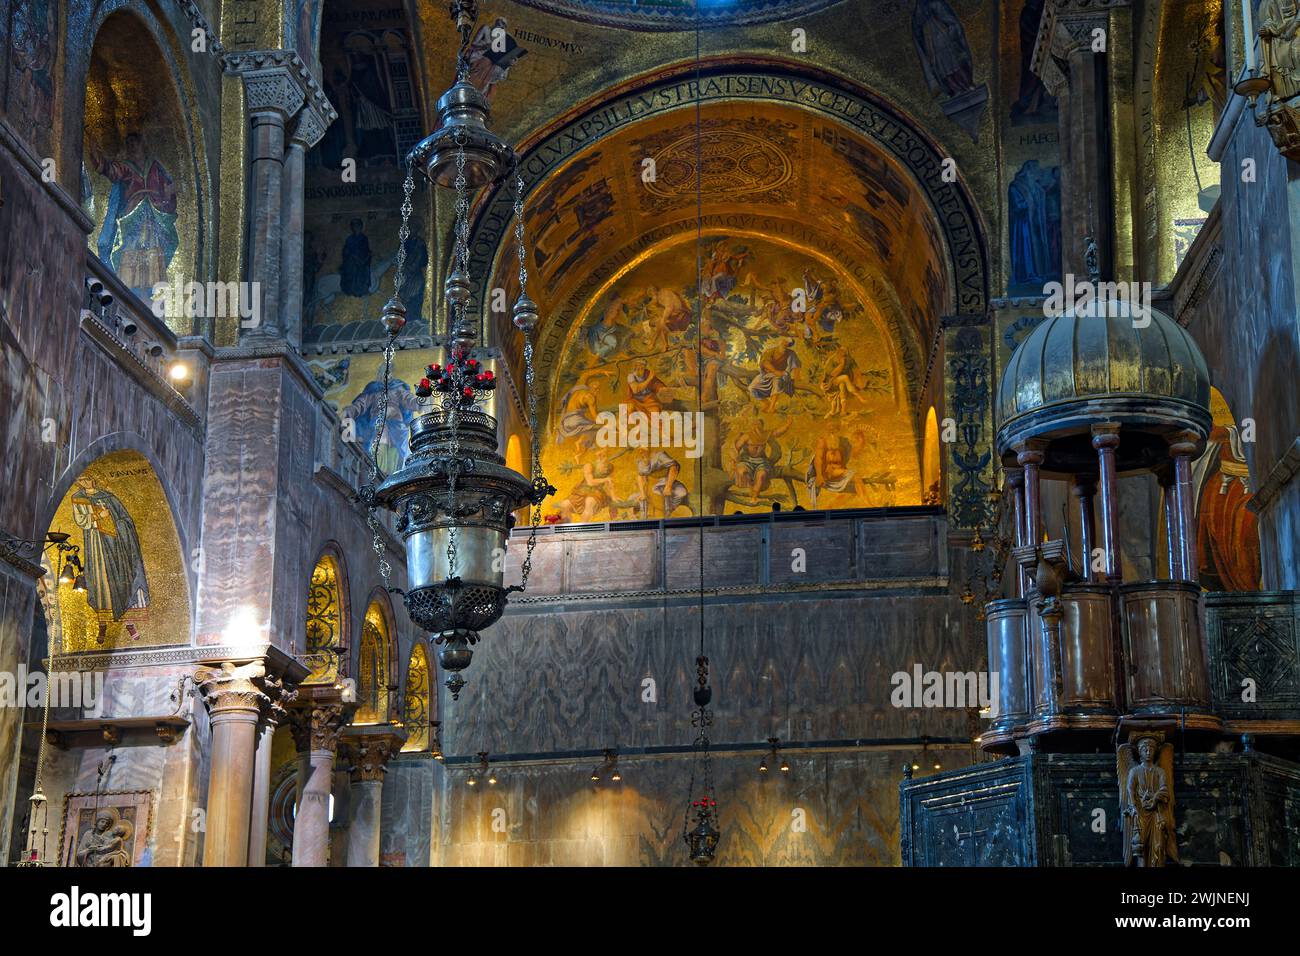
[290,703,348,867]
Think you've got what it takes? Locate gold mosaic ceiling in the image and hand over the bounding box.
[487,98,952,410]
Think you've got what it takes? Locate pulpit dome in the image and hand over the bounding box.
[995,300,1212,474]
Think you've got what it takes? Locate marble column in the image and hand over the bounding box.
[1071,476,1097,581]
[195,661,269,868]
[222,51,335,343]
[1006,466,1027,597]
[281,106,327,348]
[1159,469,1180,579]
[340,726,407,867]
[1015,443,1046,550]
[291,704,347,867]
[247,676,295,867]
[1091,424,1123,582]
[1168,431,1204,584]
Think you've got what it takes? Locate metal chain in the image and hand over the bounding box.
[393,165,415,307]
[443,135,470,582]
[513,173,544,590]
[367,335,397,582]
[364,165,415,584]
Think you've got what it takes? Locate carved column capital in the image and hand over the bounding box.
[1166,429,1204,461]
[1031,0,1131,95]
[1090,422,1122,449]
[259,675,299,733]
[291,703,350,754]
[340,726,408,783]
[194,660,269,716]
[223,49,336,130]
[1014,441,1047,467]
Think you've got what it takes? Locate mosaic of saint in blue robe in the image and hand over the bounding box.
[1007,159,1062,295]
[345,377,422,473]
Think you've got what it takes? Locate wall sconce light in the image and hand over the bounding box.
[468,751,493,787]
[167,361,192,387]
[759,737,789,774]
[431,720,444,761]
[913,737,941,773]
[42,533,85,592]
[589,748,621,784]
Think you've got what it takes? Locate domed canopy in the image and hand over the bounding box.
[996,300,1212,474]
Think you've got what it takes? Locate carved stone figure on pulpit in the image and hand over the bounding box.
[1118,735,1179,867]
[1259,0,1300,102]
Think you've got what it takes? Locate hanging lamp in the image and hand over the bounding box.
[680,21,720,867]
[360,1,553,701]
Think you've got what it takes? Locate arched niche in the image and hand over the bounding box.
[81,11,200,328]
[42,449,190,653]
[1137,0,1225,283]
[356,597,394,724]
[922,406,942,505]
[401,641,432,753]
[304,551,347,686]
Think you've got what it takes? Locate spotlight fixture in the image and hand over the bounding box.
[589,749,621,784]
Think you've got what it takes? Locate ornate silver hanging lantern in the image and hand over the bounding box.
[360,0,552,701]
[683,656,720,866]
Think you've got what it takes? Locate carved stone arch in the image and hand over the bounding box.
[467,57,991,346]
[461,57,991,518]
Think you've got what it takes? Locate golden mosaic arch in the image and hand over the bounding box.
[44,449,191,654]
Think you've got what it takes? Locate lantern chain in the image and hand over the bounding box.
[442,134,471,583]
[514,172,543,590]
[364,163,416,583]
